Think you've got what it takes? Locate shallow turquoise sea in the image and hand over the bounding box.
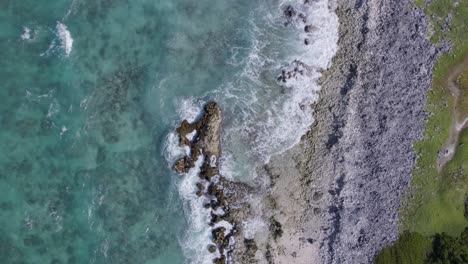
[0,0,337,263]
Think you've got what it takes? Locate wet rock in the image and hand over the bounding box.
[173,156,194,174]
[283,5,296,19]
[173,101,222,175]
[277,60,308,83]
[172,102,242,261]
[213,256,226,264]
[298,13,307,23]
[196,182,205,192]
[208,244,217,253]
[212,227,227,245]
[175,120,195,146]
[304,25,316,33]
[208,184,226,207]
[210,212,229,226]
[200,162,220,180]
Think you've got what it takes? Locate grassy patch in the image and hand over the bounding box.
[456,69,468,118]
[376,228,468,264]
[424,0,468,46]
[401,0,468,235]
[375,0,468,263]
[375,232,431,264]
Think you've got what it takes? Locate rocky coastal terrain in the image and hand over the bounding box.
[235,0,439,263]
[172,0,440,263]
[173,102,253,264]
[258,0,438,263]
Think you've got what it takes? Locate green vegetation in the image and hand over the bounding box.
[375,232,432,264]
[427,228,468,264]
[457,69,468,118]
[375,228,468,264]
[375,0,468,263]
[403,0,468,235]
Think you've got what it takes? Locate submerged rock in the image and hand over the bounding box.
[283,5,296,19]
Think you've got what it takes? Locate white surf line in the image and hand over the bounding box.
[56,21,73,57]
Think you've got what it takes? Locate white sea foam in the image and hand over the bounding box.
[213,220,234,235]
[217,0,338,179]
[177,156,214,264]
[56,22,73,57]
[212,207,225,216]
[163,127,213,263]
[243,218,268,240]
[60,126,68,136]
[169,0,339,261]
[20,26,31,40]
[176,98,203,123]
[164,132,186,161]
[47,100,59,118]
[209,155,217,168]
[186,130,197,141]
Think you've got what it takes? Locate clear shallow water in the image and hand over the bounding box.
[0,0,337,263]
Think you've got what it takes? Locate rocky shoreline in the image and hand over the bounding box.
[173,102,253,264]
[172,0,439,263]
[257,0,438,263]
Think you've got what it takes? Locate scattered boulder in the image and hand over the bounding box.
[213,256,226,264]
[277,60,308,83]
[196,182,205,192]
[304,25,316,33]
[269,218,283,240]
[208,244,217,253]
[212,227,227,245]
[283,5,296,19]
[244,239,258,259]
[173,156,194,174]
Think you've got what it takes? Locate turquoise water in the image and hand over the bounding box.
[0,0,338,263]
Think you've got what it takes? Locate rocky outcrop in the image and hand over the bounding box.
[174,101,221,175]
[173,102,252,264]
